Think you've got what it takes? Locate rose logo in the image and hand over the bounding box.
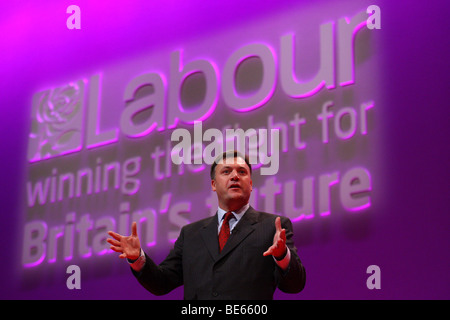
[28,80,85,162]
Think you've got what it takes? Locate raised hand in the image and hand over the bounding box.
[263,217,287,259]
[107,221,141,261]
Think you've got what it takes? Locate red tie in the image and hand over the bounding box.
[218,211,233,252]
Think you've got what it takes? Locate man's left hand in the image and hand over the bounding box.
[263,217,287,259]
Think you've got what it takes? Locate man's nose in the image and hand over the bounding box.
[230,170,239,180]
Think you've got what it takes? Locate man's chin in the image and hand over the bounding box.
[225,193,249,205]
[227,190,248,199]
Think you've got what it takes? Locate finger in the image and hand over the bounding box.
[119,253,127,259]
[263,245,275,256]
[110,246,123,253]
[108,231,122,241]
[107,238,121,247]
[275,217,282,232]
[280,228,286,241]
[131,221,138,237]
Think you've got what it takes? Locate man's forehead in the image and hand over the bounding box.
[217,156,246,166]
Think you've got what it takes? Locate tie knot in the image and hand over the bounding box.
[223,211,234,223]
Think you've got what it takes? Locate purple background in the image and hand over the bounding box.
[0,0,449,300]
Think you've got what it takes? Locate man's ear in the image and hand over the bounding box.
[211,179,216,192]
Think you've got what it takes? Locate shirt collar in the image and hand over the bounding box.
[217,203,250,223]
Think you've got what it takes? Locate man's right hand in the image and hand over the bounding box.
[107,221,141,260]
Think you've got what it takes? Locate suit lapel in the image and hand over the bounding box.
[200,214,220,262]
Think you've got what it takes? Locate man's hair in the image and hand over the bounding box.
[210,151,252,180]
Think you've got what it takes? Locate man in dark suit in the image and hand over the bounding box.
[108,151,306,299]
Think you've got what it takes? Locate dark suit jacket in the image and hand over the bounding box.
[131,206,306,300]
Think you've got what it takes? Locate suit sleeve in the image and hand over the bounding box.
[131,227,184,296]
[276,216,306,293]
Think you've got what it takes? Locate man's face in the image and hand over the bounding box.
[211,156,252,211]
